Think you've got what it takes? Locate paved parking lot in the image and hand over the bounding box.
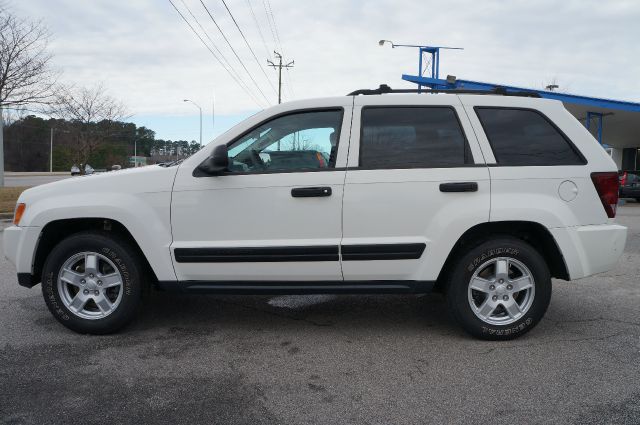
[1,203,639,424]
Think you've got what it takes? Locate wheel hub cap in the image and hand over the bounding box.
[57,252,124,320]
[467,257,536,326]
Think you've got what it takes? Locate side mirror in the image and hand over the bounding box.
[197,144,229,176]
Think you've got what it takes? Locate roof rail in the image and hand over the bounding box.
[347,84,540,98]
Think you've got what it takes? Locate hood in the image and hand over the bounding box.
[18,165,180,205]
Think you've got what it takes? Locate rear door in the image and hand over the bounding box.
[341,94,490,282]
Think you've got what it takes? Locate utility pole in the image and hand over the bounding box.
[267,51,294,104]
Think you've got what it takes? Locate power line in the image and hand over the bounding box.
[168,0,264,107]
[219,0,277,96]
[198,0,271,105]
[261,0,278,53]
[262,0,295,99]
[178,0,260,106]
[263,0,282,52]
[245,0,271,60]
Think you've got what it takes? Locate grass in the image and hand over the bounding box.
[0,187,30,214]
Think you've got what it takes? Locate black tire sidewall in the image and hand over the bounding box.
[41,232,142,334]
[446,238,552,340]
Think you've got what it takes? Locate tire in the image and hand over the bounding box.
[635,198,640,203]
[41,231,143,334]
[445,237,551,341]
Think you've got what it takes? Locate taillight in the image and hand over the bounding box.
[591,172,619,218]
[620,172,627,186]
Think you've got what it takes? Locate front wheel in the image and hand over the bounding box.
[446,237,552,340]
[41,231,143,334]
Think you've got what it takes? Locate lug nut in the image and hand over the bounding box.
[94,290,99,295]
[503,295,509,301]
[499,279,504,284]
[80,279,86,284]
[492,295,498,301]
[489,285,495,290]
[89,273,94,278]
[97,280,103,286]
[83,289,89,295]
[507,284,513,290]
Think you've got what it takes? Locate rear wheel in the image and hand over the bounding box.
[41,232,143,334]
[445,237,551,340]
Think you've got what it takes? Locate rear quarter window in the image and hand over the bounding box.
[475,107,586,166]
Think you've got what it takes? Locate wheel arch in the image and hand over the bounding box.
[436,220,570,290]
[32,218,159,287]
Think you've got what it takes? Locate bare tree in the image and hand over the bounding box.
[0,4,57,184]
[50,84,128,169]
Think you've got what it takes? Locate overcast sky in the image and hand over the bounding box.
[11,0,640,143]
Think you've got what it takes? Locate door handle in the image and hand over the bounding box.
[439,182,478,193]
[291,187,332,198]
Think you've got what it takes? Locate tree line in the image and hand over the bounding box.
[4,113,201,172]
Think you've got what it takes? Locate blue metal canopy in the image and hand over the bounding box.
[402,74,640,113]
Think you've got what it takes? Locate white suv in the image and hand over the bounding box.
[4,89,627,340]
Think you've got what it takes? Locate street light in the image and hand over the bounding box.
[378,40,463,91]
[379,40,446,49]
[183,99,202,149]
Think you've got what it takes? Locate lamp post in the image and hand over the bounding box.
[50,128,54,173]
[183,99,202,148]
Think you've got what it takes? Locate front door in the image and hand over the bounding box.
[170,104,352,282]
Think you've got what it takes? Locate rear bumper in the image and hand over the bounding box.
[620,187,640,198]
[550,224,627,280]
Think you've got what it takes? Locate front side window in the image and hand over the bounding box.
[475,107,585,166]
[359,107,470,169]
[227,109,343,173]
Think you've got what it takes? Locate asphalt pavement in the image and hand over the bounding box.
[4,173,71,187]
[1,203,639,424]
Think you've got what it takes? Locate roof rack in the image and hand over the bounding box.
[347,84,540,98]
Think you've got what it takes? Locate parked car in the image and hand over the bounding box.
[5,88,627,340]
[70,164,95,176]
[619,171,640,201]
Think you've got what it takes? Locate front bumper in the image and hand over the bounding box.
[3,225,42,287]
[550,223,627,280]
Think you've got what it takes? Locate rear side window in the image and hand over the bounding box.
[359,107,471,169]
[476,108,585,166]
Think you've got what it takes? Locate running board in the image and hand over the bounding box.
[155,280,435,295]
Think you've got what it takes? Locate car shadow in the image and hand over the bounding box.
[130,290,464,337]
